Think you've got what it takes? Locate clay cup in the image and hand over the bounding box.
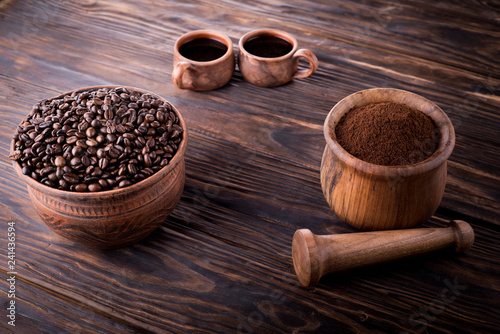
[238,29,318,87]
[172,30,235,91]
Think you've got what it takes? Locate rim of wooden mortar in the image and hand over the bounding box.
[323,88,455,177]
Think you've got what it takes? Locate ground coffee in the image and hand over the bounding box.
[335,101,439,166]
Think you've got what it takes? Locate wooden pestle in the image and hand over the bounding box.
[292,220,474,287]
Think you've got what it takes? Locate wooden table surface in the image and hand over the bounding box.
[1,1,499,333]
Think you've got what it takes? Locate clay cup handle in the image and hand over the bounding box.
[172,61,195,90]
[292,49,318,79]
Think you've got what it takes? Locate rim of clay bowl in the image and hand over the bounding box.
[11,85,188,199]
[238,28,298,61]
[175,29,234,65]
[324,88,455,177]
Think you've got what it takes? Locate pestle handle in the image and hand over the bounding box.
[292,220,474,287]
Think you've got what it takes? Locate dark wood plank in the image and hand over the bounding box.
[0,273,143,334]
[1,124,499,332]
[0,0,499,333]
[0,0,498,225]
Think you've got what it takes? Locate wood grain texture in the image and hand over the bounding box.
[292,221,475,287]
[320,88,456,231]
[0,0,499,333]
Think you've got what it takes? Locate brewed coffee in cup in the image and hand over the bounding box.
[172,30,235,91]
[238,29,318,87]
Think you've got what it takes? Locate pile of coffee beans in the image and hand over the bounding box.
[10,87,184,192]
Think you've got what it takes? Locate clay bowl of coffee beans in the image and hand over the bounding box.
[321,88,455,231]
[10,86,187,249]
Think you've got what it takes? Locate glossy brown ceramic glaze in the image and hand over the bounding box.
[321,88,455,231]
[172,30,235,91]
[238,29,318,87]
[12,86,188,249]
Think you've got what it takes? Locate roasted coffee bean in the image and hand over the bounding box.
[85,165,95,175]
[78,121,89,132]
[86,138,98,147]
[88,183,102,192]
[70,157,81,166]
[59,103,70,111]
[86,127,96,138]
[52,144,63,155]
[115,175,128,182]
[123,132,135,140]
[96,134,106,144]
[56,167,64,179]
[104,109,114,120]
[76,131,86,139]
[40,166,55,177]
[146,137,155,148]
[66,136,78,144]
[118,165,127,176]
[106,178,117,187]
[35,133,45,142]
[71,146,83,156]
[39,121,53,129]
[76,139,88,148]
[118,179,131,188]
[89,155,98,165]
[81,155,90,167]
[142,167,154,176]
[106,133,117,142]
[92,166,103,177]
[150,121,161,129]
[160,158,169,167]
[84,176,99,184]
[107,123,116,134]
[171,130,180,140]
[116,124,126,133]
[108,148,120,159]
[45,136,57,144]
[75,183,88,192]
[11,87,183,192]
[127,163,137,175]
[43,179,55,187]
[62,165,73,174]
[63,173,79,184]
[59,179,69,190]
[156,111,166,123]
[54,156,66,167]
[99,158,109,170]
[96,148,107,159]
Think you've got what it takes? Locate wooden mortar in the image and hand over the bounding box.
[321,88,455,230]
